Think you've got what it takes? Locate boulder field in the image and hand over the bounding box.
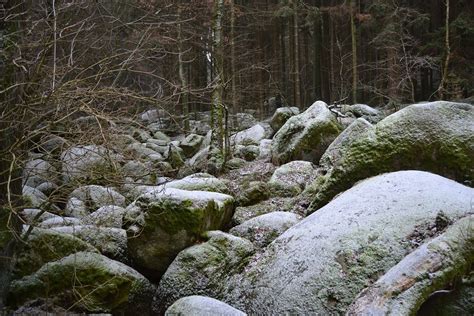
[9,101,473,315]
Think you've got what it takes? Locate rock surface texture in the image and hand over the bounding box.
[126,188,235,280]
[310,101,474,212]
[224,171,474,315]
[272,101,342,165]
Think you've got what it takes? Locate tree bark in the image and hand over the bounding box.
[208,0,228,174]
[350,0,357,103]
[230,0,237,116]
[292,0,301,108]
[438,0,451,99]
[177,5,189,131]
[347,215,474,316]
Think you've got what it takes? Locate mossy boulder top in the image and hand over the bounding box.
[126,187,235,281]
[156,231,254,313]
[310,101,474,212]
[229,211,302,248]
[271,101,342,165]
[269,160,317,197]
[270,106,300,133]
[224,171,474,315]
[230,123,273,146]
[156,173,230,194]
[8,252,155,314]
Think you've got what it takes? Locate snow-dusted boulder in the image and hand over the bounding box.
[272,101,342,165]
[126,188,235,280]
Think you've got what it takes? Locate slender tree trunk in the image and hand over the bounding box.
[438,0,450,99]
[208,0,228,174]
[292,0,301,108]
[350,0,358,103]
[280,18,289,102]
[177,5,189,131]
[313,14,322,101]
[329,4,335,103]
[230,0,237,116]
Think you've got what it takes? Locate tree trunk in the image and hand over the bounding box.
[177,5,189,131]
[292,0,301,108]
[347,215,474,316]
[208,0,228,174]
[438,0,451,99]
[230,0,237,116]
[350,0,358,103]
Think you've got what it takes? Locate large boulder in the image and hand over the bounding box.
[8,252,155,314]
[319,118,372,170]
[310,101,474,212]
[156,231,254,313]
[126,188,235,280]
[126,143,163,162]
[269,161,316,197]
[121,160,155,184]
[257,139,272,162]
[67,185,125,217]
[61,145,110,183]
[50,226,127,261]
[225,171,474,314]
[342,103,383,123]
[180,134,204,158]
[272,101,342,165]
[14,228,98,277]
[165,144,185,169]
[22,186,48,209]
[230,123,272,146]
[23,159,57,188]
[158,173,230,194]
[234,113,258,131]
[237,181,270,207]
[229,211,302,248]
[165,296,246,316]
[270,106,300,133]
[234,145,260,161]
[35,134,67,154]
[83,205,126,228]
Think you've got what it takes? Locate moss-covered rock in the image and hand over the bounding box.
[229,211,302,248]
[156,231,254,313]
[272,101,342,165]
[234,145,260,161]
[319,118,373,170]
[166,144,185,169]
[341,103,383,123]
[181,134,204,158]
[226,158,246,170]
[237,181,270,206]
[269,160,316,197]
[61,145,112,183]
[50,225,127,261]
[67,185,126,216]
[270,106,300,133]
[158,173,230,194]
[224,171,474,314]
[126,188,235,281]
[310,101,474,212]
[14,228,98,278]
[230,123,272,146]
[8,252,155,314]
